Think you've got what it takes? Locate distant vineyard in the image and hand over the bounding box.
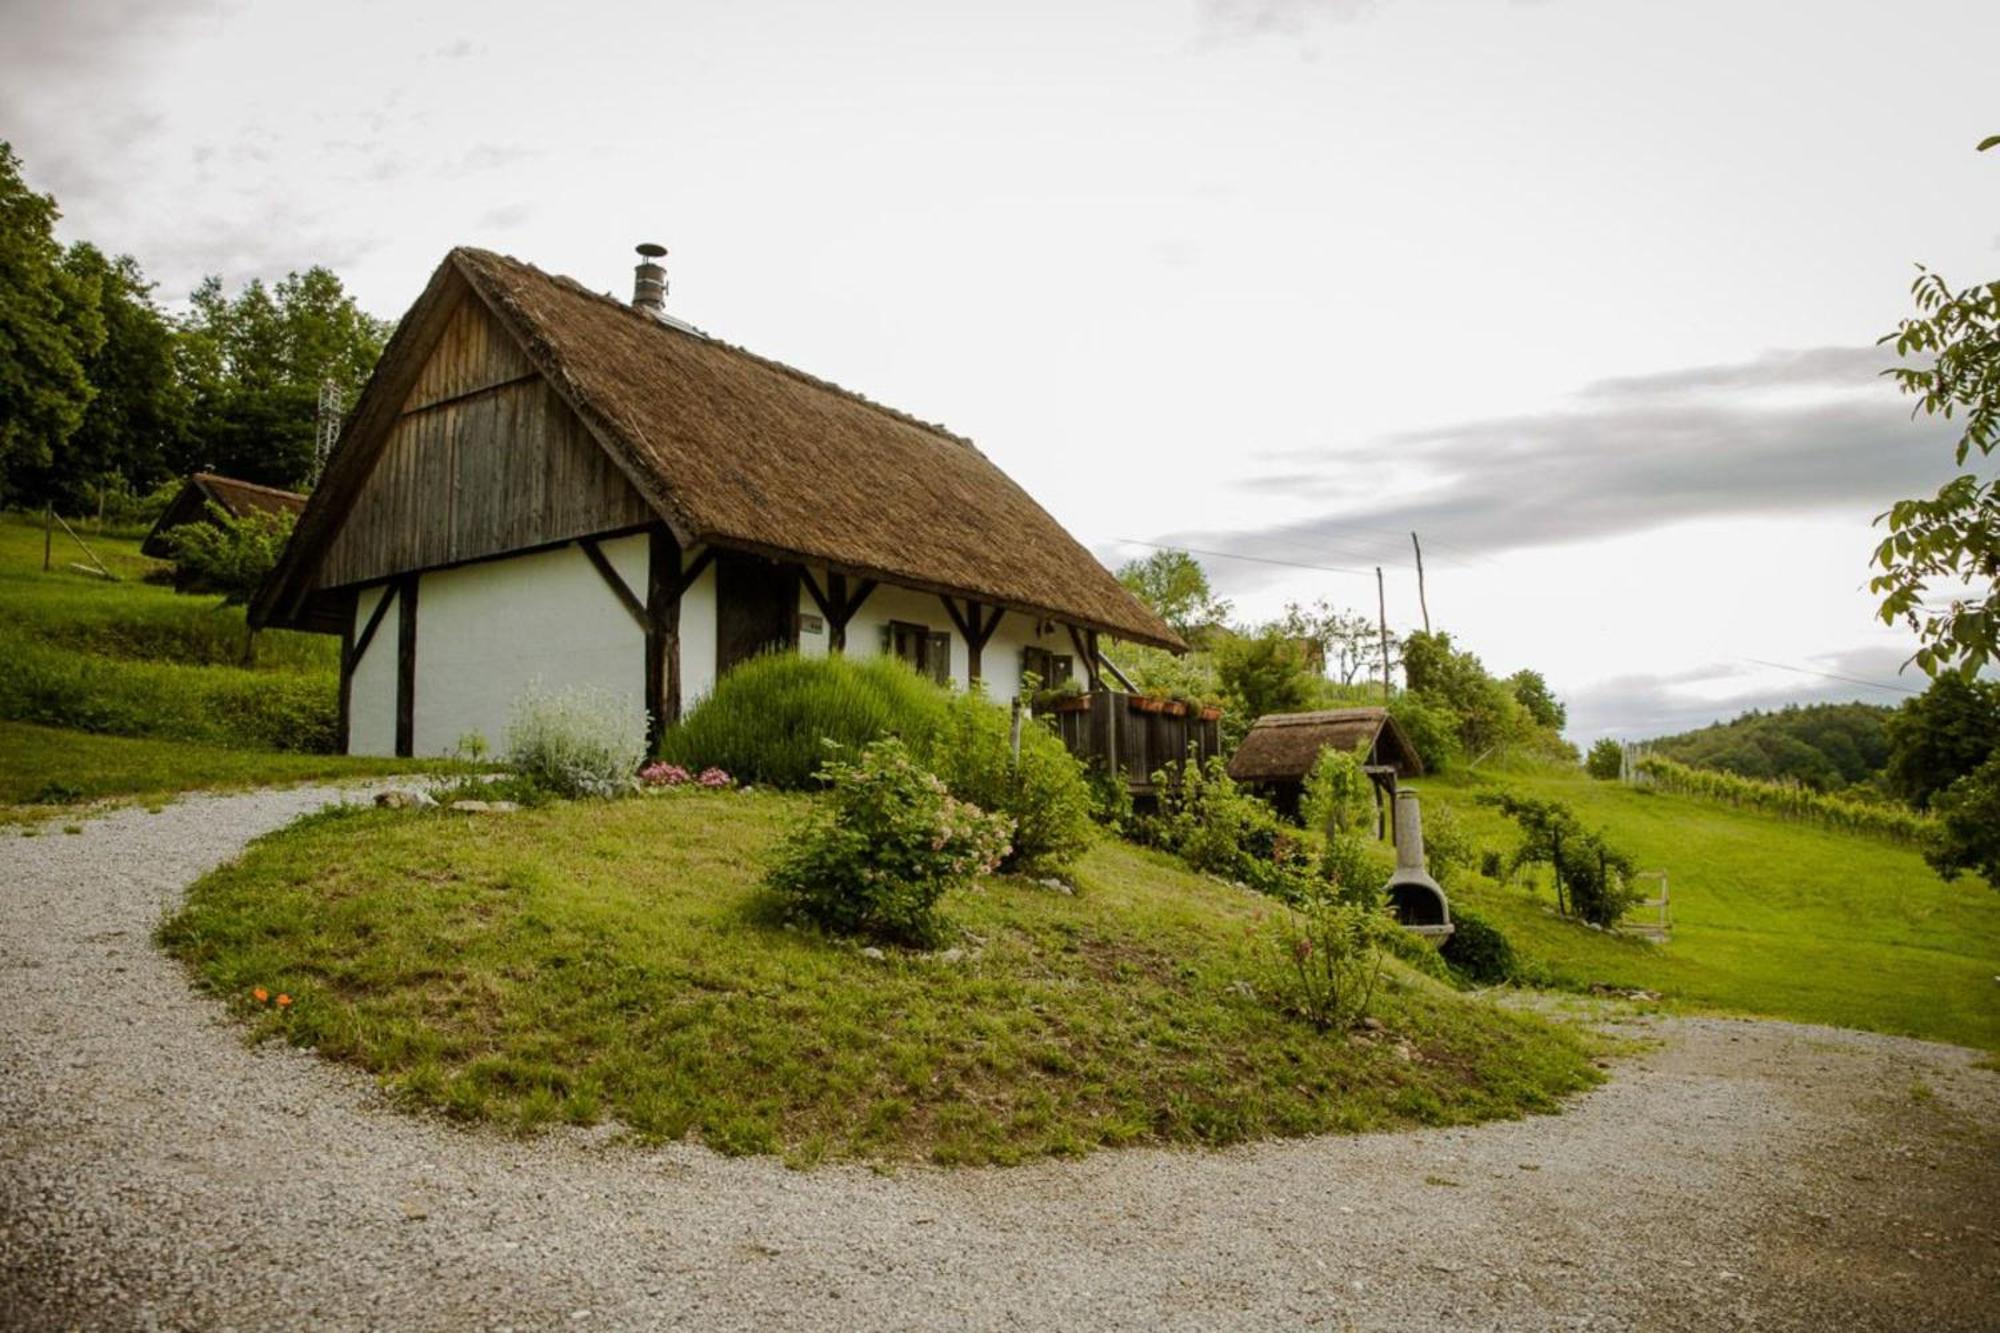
[1635,755,1934,847]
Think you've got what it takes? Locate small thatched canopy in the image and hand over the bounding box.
[253,247,1181,649]
[1227,707,1424,783]
[141,473,305,559]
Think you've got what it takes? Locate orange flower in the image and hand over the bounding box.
[276,994,292,1008]
[252,987,269,1003]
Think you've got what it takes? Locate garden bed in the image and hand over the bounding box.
[160,790,1601,1165]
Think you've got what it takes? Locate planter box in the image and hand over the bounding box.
[1129,695,1166,714]
[1198,705,1222,722]
[1161,700,1188,717]
[1051,694,1093,714]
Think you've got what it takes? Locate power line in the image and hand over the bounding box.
[1730,656,1922,696]
[1110,537,1378,579]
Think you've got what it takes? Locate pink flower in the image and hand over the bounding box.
[697,767,732,788]
[639,762,692,787]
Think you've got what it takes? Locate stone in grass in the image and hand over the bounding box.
[374,790,437,809]
[448,799,520,814]
[1035,877,1076,895]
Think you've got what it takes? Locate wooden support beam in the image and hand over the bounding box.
[579,536,648,631]
[347,582,396,675]
[647,526,681,748]
[395,573,418,758]
[800,569,834,622]
[337,590,356,755]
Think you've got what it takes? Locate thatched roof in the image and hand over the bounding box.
[141,473,305,558]
[1226,707,1424,782]
[254,247,1181,649]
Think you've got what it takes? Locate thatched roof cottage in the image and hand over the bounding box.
[1226,707,1424,822]
[251,245,1181,757]
[141,472,305,560]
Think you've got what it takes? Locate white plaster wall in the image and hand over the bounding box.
[841,580,964,688]
[982,614,1077,704]
[409,535,648,758]
[677,547,718,710]
[792,563,1081,705]
[347,583,400,757]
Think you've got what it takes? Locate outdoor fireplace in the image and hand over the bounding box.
[1383,790,1453,941]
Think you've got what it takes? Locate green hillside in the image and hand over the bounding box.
[0,512,455,809]
[1424,766,2000,1051]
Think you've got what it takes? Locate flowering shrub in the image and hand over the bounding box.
[697,766,732,788]
[1258,895,1392,1031]
[765,737,1013,946]
[1151,752,1319,901]
[925,690,1094,874]
[640,762,692,787]
[505,682,648,799]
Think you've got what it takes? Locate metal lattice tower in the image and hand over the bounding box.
[312,379,344,486]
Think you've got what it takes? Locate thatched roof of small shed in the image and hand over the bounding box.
[255,247,1181,649]
[1226,707,1424,782]
[141,473,305,558]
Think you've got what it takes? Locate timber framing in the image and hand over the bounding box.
[938,595,1006,682]
[395,574,418,758]
[800,569,879,653]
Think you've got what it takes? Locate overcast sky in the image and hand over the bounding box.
[6,0,1996,739]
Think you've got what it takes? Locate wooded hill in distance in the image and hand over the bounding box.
[1644,702,1893,792]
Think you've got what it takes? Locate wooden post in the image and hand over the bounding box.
[337,592,356,755]
[1375,566,1391,703]
[646,526,680,749]
[43,505,53,572]
[1411,531,1430,634]
[395,573,418,758]
[1009,696,1024,767]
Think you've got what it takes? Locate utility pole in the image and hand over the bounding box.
[1375,565,1391,703]
[1410,531,1430,633]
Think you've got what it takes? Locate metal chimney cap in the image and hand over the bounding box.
[635,242,667,259]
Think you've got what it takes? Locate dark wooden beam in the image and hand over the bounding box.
[842,579,877,622]
[1069,623,1101,691]
[579,536,648,631]
[939,595,975,643]
[347,582,396,675]
[800,569,834,623]
[647,526,681,747]
[678,546,716,596]
[395,573,418,758]
[827,573,849,652]
[337,590,356,755]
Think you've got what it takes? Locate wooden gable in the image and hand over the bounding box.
[315,296,652,589]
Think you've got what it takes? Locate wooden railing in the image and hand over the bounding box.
[1044,688,1223,792]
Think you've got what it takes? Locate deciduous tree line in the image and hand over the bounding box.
[0,143,389,516]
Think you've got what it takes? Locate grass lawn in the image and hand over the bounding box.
[1425,767,2000,1052]
[0,721,462,817]
[161,790,1601,1166]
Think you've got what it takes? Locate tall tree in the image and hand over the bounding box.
[0,143,103,504]
[1507,668,1567,731]
[180,267,391,488]
[17,243,189,510]
[1279,598,1399,685]
[1870,135,1999,678]
[1115,549,1232,638]
[1882,675,2000,809]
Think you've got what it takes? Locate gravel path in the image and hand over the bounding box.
[3,785,1997,1332]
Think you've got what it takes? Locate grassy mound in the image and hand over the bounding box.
[1424,767,2000,1051]
[160,791,1600,1166]
[0,513,340,749]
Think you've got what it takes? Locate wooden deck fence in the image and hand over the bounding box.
[1045,688,1224,793]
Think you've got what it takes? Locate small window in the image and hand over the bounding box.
[1021,646,1075,692]
[886,621,950,683]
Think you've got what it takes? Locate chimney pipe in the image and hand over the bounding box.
[633,242,667,312]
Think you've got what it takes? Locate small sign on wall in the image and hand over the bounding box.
[800,613,826,636]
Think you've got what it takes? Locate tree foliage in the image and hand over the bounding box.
[1483,791,1639,927]
[1584,737,1624,780]
[1278,597,1397,686]
[0,142,104,504]
[1507,669,1566,730]
[1115,549,1231,637]
[1882,675,2000,809]
[1401,631,1544,760]
[1926,751,2000,886]
[1872,262,1999,678]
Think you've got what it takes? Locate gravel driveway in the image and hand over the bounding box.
[3,785,1996,1332]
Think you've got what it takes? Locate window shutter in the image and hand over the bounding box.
[927,631,952,685]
